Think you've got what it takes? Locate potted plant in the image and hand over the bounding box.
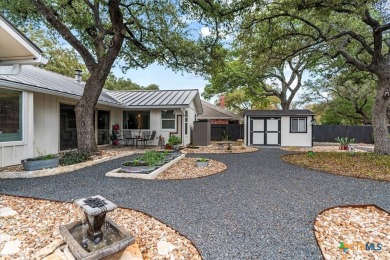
[168,135,181,149]
[196,157,209,168]
[335,137,355,150]
[21,152,59,171]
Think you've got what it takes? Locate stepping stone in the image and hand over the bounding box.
[0,207,18,217]
[35,238,65,259]
[119,243,143,260]
[1,240,21,256]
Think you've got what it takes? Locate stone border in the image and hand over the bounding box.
[313,204,390,259]
[106,154,185,179]
[0,152,134,179]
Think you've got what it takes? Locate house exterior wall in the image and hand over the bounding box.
[1,90,198,167]
[244,115,313,147]
[0,90,34,167]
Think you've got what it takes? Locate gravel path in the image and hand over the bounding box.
[1,149,389,259]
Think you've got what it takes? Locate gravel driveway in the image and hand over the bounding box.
[1,149,389,259]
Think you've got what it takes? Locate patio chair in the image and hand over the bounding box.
[136,131,150,148]
[122,130,132,146]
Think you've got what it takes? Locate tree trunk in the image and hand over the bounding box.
[372,76,390,154]
[75,69,108,153]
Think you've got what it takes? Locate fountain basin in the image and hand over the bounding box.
[59,217,135,260]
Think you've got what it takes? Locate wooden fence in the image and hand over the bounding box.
[313,125,390,144]
[211,124,244,141]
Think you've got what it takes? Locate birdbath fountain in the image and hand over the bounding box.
[59,195,134,260]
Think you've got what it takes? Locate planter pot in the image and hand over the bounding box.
[121,162,156,173]
[339,145,348,150]
[196,160,209,168]
[21,157,59,171]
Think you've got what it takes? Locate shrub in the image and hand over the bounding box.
[59,151,92,166]
[168,135,181,145]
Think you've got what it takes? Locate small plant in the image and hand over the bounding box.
[59,151,92,166]
[197,157,208,162]
[335,137,355,146]
[307,151,315,157]
[141,150,165,166]
[222,130,229,141]
[168,135,181,145]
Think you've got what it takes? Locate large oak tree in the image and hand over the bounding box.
[1,0,220,152]
[236,0,390,154]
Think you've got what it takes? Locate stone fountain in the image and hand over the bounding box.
[59,195,134,260]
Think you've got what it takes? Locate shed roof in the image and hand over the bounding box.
[106,89,203,114]
[198,100,242,120]
[244,109,315,116]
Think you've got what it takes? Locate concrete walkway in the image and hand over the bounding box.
[0,149,389,259]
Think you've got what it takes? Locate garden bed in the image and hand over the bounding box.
[156,157,227,180]
[282,152,390,181]
[182,142,258,154]
[0,195,201,259]
[106,154,185,179]
[314,205,390,259]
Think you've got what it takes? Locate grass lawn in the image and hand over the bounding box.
[282,152,390,181]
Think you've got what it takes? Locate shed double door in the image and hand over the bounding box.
[250,117,281,146]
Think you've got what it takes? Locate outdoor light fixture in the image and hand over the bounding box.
[310,119,317,125]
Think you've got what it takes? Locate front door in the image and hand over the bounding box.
[250,117,281,146]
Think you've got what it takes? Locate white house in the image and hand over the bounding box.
[243,110,315,147]
[0,66,203,167]
[0,14,203,167]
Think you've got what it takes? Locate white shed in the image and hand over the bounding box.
[244,110,315,147]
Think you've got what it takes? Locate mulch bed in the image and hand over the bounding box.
[282,152,390,181]
[314,205,390,259]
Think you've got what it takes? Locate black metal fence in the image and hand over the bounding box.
[211,124,244,141]
[313,125,390,144]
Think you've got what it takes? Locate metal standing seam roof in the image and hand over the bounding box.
[0,65,122,105]
[243,109,315,116]
[106,89,200,107]
[0,65,204,112]
[198,100,242,120]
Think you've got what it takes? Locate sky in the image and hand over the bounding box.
[112,63,209,93]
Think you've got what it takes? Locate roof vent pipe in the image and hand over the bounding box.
[75,69,82,83]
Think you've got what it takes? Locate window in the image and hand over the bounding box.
[0,88,22,142]
[161,110,175,129]
[123,111,150,130]
[184,111,188,135]
[290,118,307,133]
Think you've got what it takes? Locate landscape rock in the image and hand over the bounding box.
[157,241,177,256]
[35,238,65,259]
[119,243,143,260]
[42,248,67,260]
[0,240,21,256]
[0,207,18,217]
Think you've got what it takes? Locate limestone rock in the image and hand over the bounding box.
[0,233,11,244]
[0,207,18,217]
[35,238,65,259]
[63,246,76,260]
[42,248,67,260]
[157,241,176,256]
[1,240,21,256]
[119,243,143,260]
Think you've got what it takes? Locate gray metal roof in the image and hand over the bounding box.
[106,89,203,112]
[0,65,124,106]
[198,100,242,120]
[0,66,203,112]
[244,109,315,116]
